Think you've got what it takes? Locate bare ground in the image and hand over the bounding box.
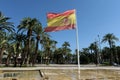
[0,65,120,80]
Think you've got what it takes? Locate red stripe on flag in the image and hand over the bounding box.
[47,10,75,19]
[44,24,76,32]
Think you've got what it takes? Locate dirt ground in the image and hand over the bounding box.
[0,68,120,80]
[41,69,120,80]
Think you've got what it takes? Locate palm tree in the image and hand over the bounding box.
[44,37,53,64]
[50,40,57,52]
[0,12,14,33]
[62,42,71,63]
[0,38,7,64]
[32,21,42,65]
[0,12,15,64]
[80,48,90,64]
[40,32,50,64]
[53,48,63,64]
[89,43,95,63]
[5,44,14,66]
[9,33,27,67]
[102,33,119,65]
[116,46,120,64]
[89,42,99,65]
[17,17,38,65]
[112,45,119,64]
[102,47,110,63]
[0,31,11,64]
[62,41,70,55]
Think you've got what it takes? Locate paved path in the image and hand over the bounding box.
[0,64,120,70]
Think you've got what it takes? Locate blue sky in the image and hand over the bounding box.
[0,0,120,52]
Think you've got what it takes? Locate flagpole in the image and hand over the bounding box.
[75,10,80,70]
[75,10,80,80]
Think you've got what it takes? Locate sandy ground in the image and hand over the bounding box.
[0,64,120,80]
[41,69,120,80]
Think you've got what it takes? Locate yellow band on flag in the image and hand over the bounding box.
[45,9,76,32]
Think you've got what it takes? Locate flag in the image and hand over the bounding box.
[44,9,76,32]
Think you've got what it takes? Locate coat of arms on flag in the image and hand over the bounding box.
[44,9,76,32]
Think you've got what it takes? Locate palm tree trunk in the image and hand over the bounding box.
[90,49,94,63]
[109,41,113,65]
[110,48,113,65]
[0,47,4,64]
[32,39,39,66]
[14,43,20,67]
[20,51,26,67]
[26,29,33,66]
[22,42,28,66]
[26,38,30,66]
[115,49,119,64]
[5,53,11,66]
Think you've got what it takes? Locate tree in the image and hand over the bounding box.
[40,33,54,64]
[116,46,120,64]
[5,44,14,66]
[32,20,42,66]
[101,47,110,64]
[18,17,39,65]
[0,12,14,33]
[62,41,70,55]
[53,48,63,64]
[112,45,119,65]
[71,53,77,64]
[80,48,90,64]
[89,42,99,65]
[0,32,7,64]
[0,12,14,64]
[89,43,95,63]
[102,33,119,65]
[62,42,71,63]
[9,33,27,67]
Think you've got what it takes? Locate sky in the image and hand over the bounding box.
[0,0,120,53]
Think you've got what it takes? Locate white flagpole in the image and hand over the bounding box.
[75,10,80,80]
[75,10,80,70]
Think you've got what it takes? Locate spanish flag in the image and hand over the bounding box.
[44,9,76,32]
